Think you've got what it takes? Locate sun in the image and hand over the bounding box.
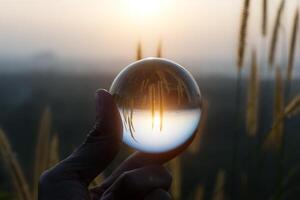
[127,0,162,18]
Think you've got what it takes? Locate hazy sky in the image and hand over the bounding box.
[0,0,299,74]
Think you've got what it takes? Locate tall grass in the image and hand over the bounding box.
[265,93,300,140]
[232,1,251,198]
[169,157,181,200]
[262,94,300,199]
[269,0,285,67]
[212,170,226,200]
[33,106,52,199]
[136,40,142,60]
[286,8,299,99]
[246,50,260,136]
[193,185,204,200]
[262,0,268,36]
[264,68,284,150]
[237,0,300,198]
[0,106,59,200]
[237,0,251,69]
[284,95,300,118]
[0,128,31,200]
[157,39,162,58]
[48,133,59,167]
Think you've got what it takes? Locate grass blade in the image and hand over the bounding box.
[287,9,299,82]
[246,49,260,136]
[284,94,300,118]
[212,169,226,200]
[33,106,52,199]
[264,68,284,150]
[0,128,32,200]
[262,0,268,36]
[237,0,251,69]
[269,0,285,67]
[156,39,162,58]
[169,157,181,200]
[136,40,142,60]
[48,133,59,167]
[194,185,204,200]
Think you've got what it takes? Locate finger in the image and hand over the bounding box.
[100,165,172,200]
[99,189,172,200]
[144,189,172,200]
[98,133,194,192]
[41,89,122,185]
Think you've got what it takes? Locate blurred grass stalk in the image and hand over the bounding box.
[232,0,251,199]
[262,0,268,36]
[193,185,204,200]
[286,8,299,99]
[269,0,285,67]
[246,50,260,136]
[0,106,60,200]
[0,128,32,200]
[284,95,300,117]
[48,133,59,167]
[212,169,226,200]
[237,0,250,69]
[245,50,260,198]
[169,157,181,200]
[263,94,300,199]
[260,65,283,192]
[136,40,143,60]
[33,106,52,199]
[264,68,284,151]
[157,39,162,58]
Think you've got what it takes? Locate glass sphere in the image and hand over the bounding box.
[110,58,202,153]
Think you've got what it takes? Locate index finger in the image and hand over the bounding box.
[40,90,122,186]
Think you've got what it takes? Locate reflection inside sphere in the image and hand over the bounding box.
[110,58,202,153]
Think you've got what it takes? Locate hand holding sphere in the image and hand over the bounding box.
[39,58,202,200]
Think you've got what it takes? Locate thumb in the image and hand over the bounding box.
[44,89,122,185]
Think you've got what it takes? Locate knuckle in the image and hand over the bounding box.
[158,166,173,188]
[157,189,172,198]
[39,170,54,189]
[121,171,138,188]
[39,165,63,188]
[121,171,132,183]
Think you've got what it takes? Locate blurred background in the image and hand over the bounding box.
[0,0,300,199]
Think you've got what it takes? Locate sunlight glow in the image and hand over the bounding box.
[119,0,172,39]
[128,0,161,18]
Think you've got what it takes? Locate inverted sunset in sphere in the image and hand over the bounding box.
[110,58,202,153]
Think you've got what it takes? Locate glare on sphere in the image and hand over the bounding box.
[110,58,202,153]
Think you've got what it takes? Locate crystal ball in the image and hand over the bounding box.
[110,58,202,153]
